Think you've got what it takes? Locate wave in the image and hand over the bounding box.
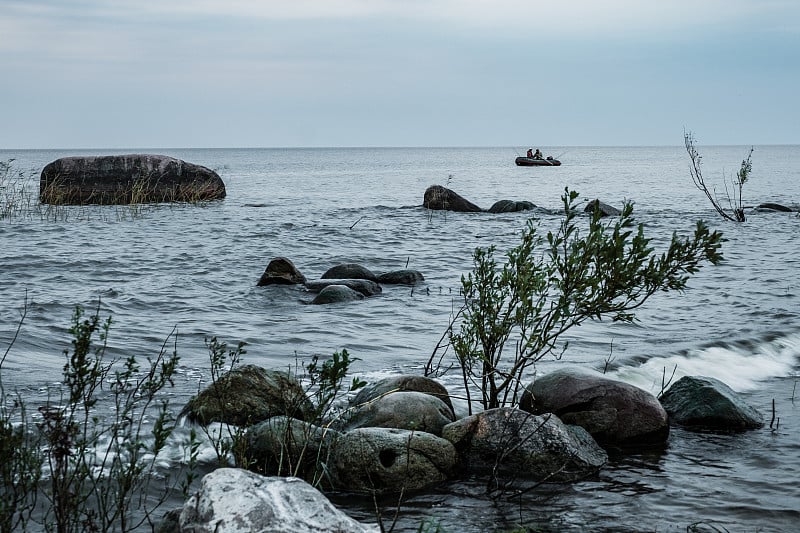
[609,331,800,394]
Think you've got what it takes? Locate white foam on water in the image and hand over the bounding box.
[610,332,800,394]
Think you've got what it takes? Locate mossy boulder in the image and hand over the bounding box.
[180,365,314,426]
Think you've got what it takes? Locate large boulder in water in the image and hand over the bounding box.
[584,199,621,217]
[376,269,425,285]
[180,365,314,426]
[423,185,483,212]
[442,407,607,482]
[40,154,226,204]
[179,468,378,533]
[519,367,669,449]
[659,375,764,431]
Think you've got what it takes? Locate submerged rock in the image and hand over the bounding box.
[180,468,378,533]
[40,154,225,205]
[321,263,379,282]
[487,200,536,213]
[310,284,365,304]
[304,279,382,296]
[755,202,794,212]
[659,375,764,431]
[376,269,425,285]
[584,199,621,217]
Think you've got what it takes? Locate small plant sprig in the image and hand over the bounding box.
[305,349,367,419]
[200,336,249,467]
[685,130,754,222]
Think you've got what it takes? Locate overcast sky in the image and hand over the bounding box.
[1,0,798,148]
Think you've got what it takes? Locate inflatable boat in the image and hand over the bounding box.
[515,156,561,166]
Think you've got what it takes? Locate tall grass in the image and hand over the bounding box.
[2,158,219,223]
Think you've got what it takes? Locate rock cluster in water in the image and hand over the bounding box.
[256,257,424,305]
[423,184,537,213]
[161,366,764,532]
[422,184,625,216]
[39,154,226,205]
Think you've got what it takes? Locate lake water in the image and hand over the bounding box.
[1,146,799,531]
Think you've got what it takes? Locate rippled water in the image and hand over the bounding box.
[1,146,799,531]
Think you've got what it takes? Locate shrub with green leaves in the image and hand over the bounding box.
[432,188,724,412]
[1,301,184,532]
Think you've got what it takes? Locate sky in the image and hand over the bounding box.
[1,0,798,148]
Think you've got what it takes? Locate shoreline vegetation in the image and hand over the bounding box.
[1,166,743,531]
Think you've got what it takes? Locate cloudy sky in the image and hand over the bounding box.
[1,0,798,148]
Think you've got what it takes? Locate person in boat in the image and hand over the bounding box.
[533,148,543,159]
[526,148,534,158]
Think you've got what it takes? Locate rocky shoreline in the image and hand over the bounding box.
[160,346,763,532]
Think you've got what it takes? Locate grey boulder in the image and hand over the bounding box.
[584,199,621,217]
[659,375,764,431]
[243,416,340,483]
[350,374,454,413]
[331,427,458,493]
[342,391,455,436]
[519,367,670,449]
[442,407,607,482]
